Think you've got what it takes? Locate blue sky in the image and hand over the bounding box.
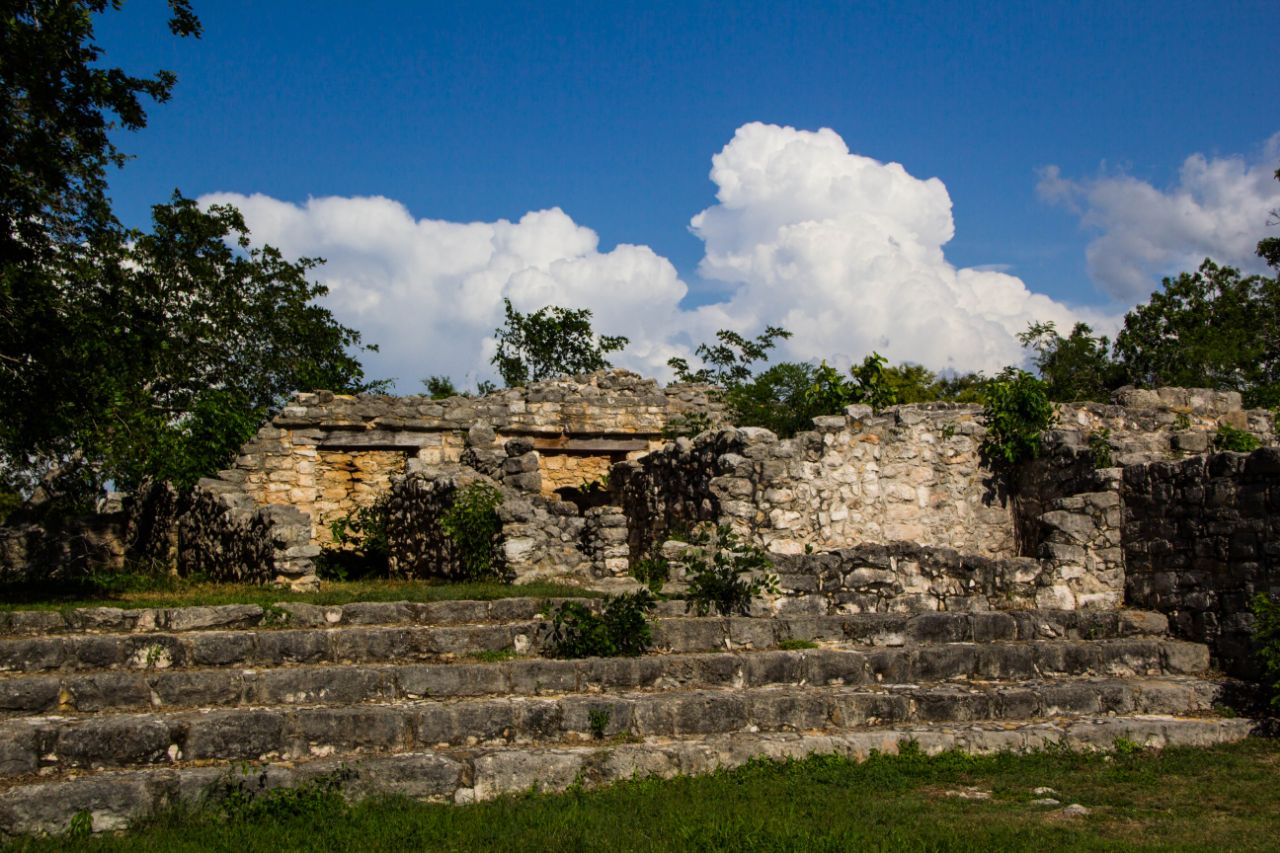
[96,1,1280,390]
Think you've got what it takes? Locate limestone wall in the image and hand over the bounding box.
[615,403,1013,562]
[772,542,1058,615]
[1124,449,1280,677]
[191,371,722,587]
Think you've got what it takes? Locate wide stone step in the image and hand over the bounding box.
[0,597,606,637]
[0,638,1210,716]
[0,675,1226,780]
[0,599,1168,637]
[0,715,1253,837]
[0,609,1173,674]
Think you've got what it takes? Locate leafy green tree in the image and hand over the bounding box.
[8,196,384,497]
[1113,260,1280,408]
[1,0,201,506]
[1018,321,1124,403]
[0,3,383,508]
[422,376,460,399]
[491,299,628,387]
[723,361,819,438]
[1257,167,1280,271]
[880,363,987,403]
[668,326,792,386]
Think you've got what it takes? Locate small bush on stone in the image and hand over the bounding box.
[1088,428,1114,469]
[1214,424,1262,453]
[632,555,670,594]
[215,766,356,823]
[981,368,1056,465]
[1252,592,1280,711]
[1174,412,1192,431]
[549,590,656,658]
[676,524,779,617]
[316,497,390,580]
[440,482,506,580]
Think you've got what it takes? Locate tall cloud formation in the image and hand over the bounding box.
[203,122,1096,392]
[1038,135,1280,302]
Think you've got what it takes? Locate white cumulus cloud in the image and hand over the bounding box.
[203,122,1105,393]
[1038,135,1280,302]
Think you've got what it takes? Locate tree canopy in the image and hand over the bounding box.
[491,299,628,387]
[0,2,382,510]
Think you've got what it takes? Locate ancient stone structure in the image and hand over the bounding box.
[2,376,1279,836]
[180,371,722,588]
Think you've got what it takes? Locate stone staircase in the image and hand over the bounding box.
[0,598,1252,836]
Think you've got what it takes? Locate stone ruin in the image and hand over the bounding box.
[5,371,1280,678]
[1,372,1278,835]
[19,370,1242,678]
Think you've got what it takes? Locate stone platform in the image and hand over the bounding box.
[0,596,1252,837]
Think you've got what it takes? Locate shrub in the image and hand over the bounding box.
[440,482,505,580]
[981,368,1056,465]
[1253,592,1280,711]
[548,590,657,658]
[1214,424,1262,453]
[676,524,779,617]
[631,555,670,594]
[316,498,390,581]
[1088,428,1115,469]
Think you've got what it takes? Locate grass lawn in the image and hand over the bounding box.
[6,739,1278,851]
[0,577,600,612]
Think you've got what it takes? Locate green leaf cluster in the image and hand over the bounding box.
[548,590,656,658]
[491,299,628,388]
[439,482,505,580]
[317,498,391,581]
[676,525,779,617]
[1214,425,1262,453]
[1,3,385,512]
[981,368,1056,465]
[1252,593,1280,710]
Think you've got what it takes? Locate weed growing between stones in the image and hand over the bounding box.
[1252,592,1280,711]
[676,525,779,617]
[1214,424,1262,452]
[214,765,357,823]
[777,639,818,651]
[631,555,670,595]
[588,708,611,739]
[1088,428,1114,468]
[548,590,656,658]
[440,482,506,581]
[316,497,390,581]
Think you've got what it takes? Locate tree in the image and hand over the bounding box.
[1018,321,1123,403]
[6,195,385,499]
[1113,260,1280,408]
[422,376,460,399]
[668,326,791,386]
[0,4,386,509]
[491,299,628,387]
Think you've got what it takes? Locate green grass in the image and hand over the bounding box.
[776,638,819,650]
[7,739,1278,851]
[0,577,600,612]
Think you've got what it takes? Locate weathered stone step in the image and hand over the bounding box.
[0,609,1173,674]
[0,675,1225,780]
[0,597,613,637]
[0,598,1167,637]
[0,639,1210,716]
[0,713,1252,836]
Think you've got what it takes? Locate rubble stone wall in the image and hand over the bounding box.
[1124,448,1280,677]
[772,542,1058,615]
[615,404,1014,562]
